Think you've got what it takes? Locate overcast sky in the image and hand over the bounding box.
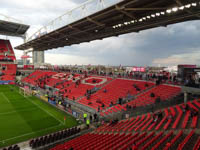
[0,0,200,67]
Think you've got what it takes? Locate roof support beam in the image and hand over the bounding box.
[15,25,23,34]
[175,0,182,6]
[87,17,105,26]
[115,5,136,19]
[30,42,49,49]
[124,7,167,11]
[122,0,139,7]
[68,25,92,36]
[54,31,81,42]
[32,34,74,48]
[33,25,97,50]
[34,41,69,50]
[22,23,100,50]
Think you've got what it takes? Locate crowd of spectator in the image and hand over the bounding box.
[184,73,200,88]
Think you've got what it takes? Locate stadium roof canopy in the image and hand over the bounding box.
[15,0,200,51]
[0,14,29,37]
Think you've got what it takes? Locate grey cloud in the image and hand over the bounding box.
[46,20,200,66]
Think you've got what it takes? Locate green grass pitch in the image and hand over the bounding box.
[0,85,79,148]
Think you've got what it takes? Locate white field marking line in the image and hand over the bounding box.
[0,123,62,143]
[0,92,10,103]
[0,107,38,115]
[11,86,64,125]
[24,96,64,125]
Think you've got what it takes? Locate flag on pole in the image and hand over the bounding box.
[64,116,66,124]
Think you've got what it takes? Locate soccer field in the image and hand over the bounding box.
[0,85,79,148]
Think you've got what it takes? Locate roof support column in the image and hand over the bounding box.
[184,92,188,103]
[32,50,45,67]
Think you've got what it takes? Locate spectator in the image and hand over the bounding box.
[89,115,93,123]
[102,103,105,108]
[194,110,198,116]
[156,79,161,85]
[109,102,113,107]
[118,97,123,105]
[83,113,87,123]
[155,96,161,103]
[150,92,155,98]
[136,87,141,91]
[158,111,163,119]
[94,113,97,122]
[183,104,189,112]
[87,94,91,100]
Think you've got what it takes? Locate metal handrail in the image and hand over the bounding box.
[0,13,22,24]
[26,0,123,42]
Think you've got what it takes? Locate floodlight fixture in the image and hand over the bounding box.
[166,9,172,13]
[147,16,151,19]
[185,4,191,8]
[179,6,184,10]
[192,3,197,7]
[172,7,178,12]
[156,13,160,16]
[142,17,146,20]
[161,12,165,15]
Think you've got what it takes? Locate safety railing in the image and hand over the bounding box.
[0,13,22,24]
[26,0,123,41]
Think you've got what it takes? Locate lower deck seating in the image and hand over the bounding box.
[98,99,200,133]
[125,84,181,107]
[51,99,200,150]
[79,79,154,111]
[51,130,199,150]
[0,64,17,83]
[101,84,181,116]
[22,70,57,86]
[0,40,16,61]
[30,127,80,149]
[2,145,20,150]
[0,40,16,84]
[61,83,94,100]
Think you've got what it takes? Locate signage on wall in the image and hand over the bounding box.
[133,67,145,72]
